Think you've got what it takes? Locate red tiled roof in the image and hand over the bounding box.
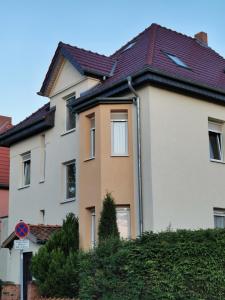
[40,23,225,98]
[2,224,61,248]
[0,116,12,186]
[29,224,61,242]
[3,103,50,136]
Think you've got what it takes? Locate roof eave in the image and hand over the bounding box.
[0,107,55,147]
[70,67,225,112]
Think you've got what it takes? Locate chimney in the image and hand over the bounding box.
[194,31,208,46]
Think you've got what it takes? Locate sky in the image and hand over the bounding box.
[1,0,225,124]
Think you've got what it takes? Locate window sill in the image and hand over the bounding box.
[61,129,76,136]
[210,159,225,164]
[111,154,129,157]
[84,157,95,162]
[18,185,30,190]
[60,198,76,204]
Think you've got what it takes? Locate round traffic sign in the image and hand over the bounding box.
[15,222,30,239]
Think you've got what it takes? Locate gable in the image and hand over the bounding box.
[50,59,85,96]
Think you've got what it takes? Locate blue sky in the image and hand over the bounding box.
[1,0,225,124]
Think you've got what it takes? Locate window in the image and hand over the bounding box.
[214,208,225,228]
[111,112,128,156]
[116,206,130,239]
[90,117,95,158]
[165,53,189,68]
[65,96,76,131]
[90,208,96,248]
[40,134,46,182]
[208,121,223,161]
[21,152,31,186]
[65,160,76,200]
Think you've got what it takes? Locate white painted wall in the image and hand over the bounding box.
[141,86,225,232]
[7,59,100,283]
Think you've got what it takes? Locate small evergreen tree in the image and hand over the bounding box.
[98,192,119,242]
[31,213,79,298]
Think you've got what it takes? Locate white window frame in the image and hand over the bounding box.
[65,95,76,133]
[111,112,128,156]
[116,206,131,239]
[64,160,76,202]
[208,121,223,162]
[90,208,96,248]
[214,208,225,228]
[90,117,95,159]
[21,152,31,187]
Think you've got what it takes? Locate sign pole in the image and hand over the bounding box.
[14,221,30,300]
[20,249,23,300]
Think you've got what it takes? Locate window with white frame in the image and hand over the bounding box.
[65,95,76,131]
[21,152,31,187]
[208,121,223,161]
[116,206,130,239]
[90,117,95,158]
[214,208,225,228]
[90,208,96,248]
[111,112,128,156]
[65,160,76,200]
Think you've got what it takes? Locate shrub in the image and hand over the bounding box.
[98,193,119,242]
[79,229,225,300]
[31,213,79,298]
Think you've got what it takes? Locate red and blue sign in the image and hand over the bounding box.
[15,222,30,239]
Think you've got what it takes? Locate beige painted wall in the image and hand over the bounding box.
[7,59,100,282]
[79,104,136,249]
[141,86,225,231]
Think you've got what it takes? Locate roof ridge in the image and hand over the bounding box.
[60,42,111,59]
[154,23,225,61]
[146,23,158,65]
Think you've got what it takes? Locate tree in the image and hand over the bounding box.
[31,213,79,298]
[98,192,119,242]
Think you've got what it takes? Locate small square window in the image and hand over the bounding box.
[214,208,225,228]
[65,96,76,131]
[65,160,76,200]
[208,121,223,161]
[21,152,31,187]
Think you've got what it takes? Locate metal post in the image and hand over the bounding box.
[20,249,23,300]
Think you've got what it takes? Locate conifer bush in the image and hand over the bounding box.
[31,213,79,298]
[98,192,119,242]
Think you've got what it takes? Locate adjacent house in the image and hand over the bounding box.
[1,23,225,284]
[0,115,12,280]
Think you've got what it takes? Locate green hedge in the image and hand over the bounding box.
[78,229,225,300]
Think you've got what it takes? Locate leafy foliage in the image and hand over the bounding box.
[79,229,225,300]
[31,213,79,298]
[98,193,119,242]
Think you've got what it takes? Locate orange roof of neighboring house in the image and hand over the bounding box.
[2,224,62,248]
[0,116,12,187]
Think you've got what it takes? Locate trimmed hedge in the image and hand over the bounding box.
[79,229,225,300]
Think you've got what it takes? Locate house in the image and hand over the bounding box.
[0,115,12,280]
[1,23,225,284]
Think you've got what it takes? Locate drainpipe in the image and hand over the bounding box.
[127,76,143,236]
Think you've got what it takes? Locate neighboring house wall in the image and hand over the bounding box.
[7,59,100,283]
[141,86,225,232]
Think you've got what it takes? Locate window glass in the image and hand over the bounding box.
[22,152,31,186]
[90,117,95,158]
[91,208,96,248]
[116,207,130,239]
[66,96,76,131]
[66,161,76,199]
[111,112,128,155]
[208,121,223,161]
[214,209,225,228]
